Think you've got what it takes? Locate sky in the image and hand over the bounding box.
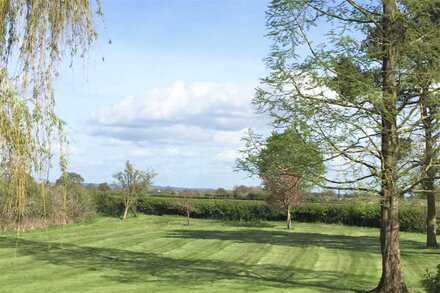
[53,0,272,189]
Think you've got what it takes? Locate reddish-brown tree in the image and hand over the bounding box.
[262,174,302,229]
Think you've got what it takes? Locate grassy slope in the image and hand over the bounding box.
[0,215,438,292]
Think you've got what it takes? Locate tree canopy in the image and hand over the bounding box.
[114,161,157,219]
[56,172,85,187]
[238,128,324,185]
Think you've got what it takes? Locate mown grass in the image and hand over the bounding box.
[0,215,438,292]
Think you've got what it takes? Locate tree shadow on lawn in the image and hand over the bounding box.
[166,229,431,255]
[0,236,370,292]
[216,221,278,229]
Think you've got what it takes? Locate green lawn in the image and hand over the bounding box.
[0,215,438,292]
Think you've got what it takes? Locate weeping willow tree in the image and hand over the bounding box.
[0,1,101,229]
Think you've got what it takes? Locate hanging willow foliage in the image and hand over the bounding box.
[0,1,101,229]
[0,0,101,100]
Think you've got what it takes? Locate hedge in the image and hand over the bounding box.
[137,197,282,222]
[97,194,437,233]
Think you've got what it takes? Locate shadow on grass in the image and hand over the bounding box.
[0,235,370,292]
[166,229,431,255]
[216,221,278,229]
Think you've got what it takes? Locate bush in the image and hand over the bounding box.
[422,264,440,293]
[0,182,98,231]
[66,186,97,222]
[399,204,427,233]
[94,190,124,217]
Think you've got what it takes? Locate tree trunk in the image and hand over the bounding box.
[287,207,292,230]
[421,103,438,248]
[426,192,438,247]
[186,209,190,226]
[130,206,137,217]
[374,196,408,292]
[122,205,129,220]
[372,1,408,291]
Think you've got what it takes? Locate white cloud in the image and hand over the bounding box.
[215,150,240,162]
[131,148,153,158]
[84,81,271,188]
[90,81,259,144]
[213,129,246,146]
[104,138,134,147]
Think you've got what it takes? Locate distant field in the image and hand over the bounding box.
[0,215,438,292]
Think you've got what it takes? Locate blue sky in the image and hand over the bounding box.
[53,0,272,189]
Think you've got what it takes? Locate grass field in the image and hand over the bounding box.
[0,215,438,292]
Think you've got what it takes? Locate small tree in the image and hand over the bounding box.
[173,190,198,226]
[262,174,302,230]
[114,161,156,220]
[237,128,324,229]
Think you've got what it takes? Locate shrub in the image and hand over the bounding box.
[95,190,124,217]
[66,186,97,222]
[0,182,98,231]
[422,264,440,293]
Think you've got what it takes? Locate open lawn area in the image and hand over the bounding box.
[0,215,438,292]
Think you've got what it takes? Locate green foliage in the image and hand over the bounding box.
[137,197,280,222]
[94,195,434,232]
[97,183,111,192]
[293,202,427,232]
[113,160,157,218]
[0,0,101,102]
[113,161,156,196]
[258,2,440,287]
[213,187,230,198]
[95,190,123,217]
[0,181,96,231]
[422,264,440,293]
[64,185,97,223]
[238,128,325,229]
[0,1,101,229]
[238,128,324,184]
[233,185,267,200]
[55,172,84,187]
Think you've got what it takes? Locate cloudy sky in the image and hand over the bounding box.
[53,0,272,189]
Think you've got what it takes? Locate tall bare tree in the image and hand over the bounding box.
[173,190,198,226]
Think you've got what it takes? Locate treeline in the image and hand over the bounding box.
[151,185,267,200]
[1,177,437,233]
[97,194,437,233]
[151,186,399,202]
